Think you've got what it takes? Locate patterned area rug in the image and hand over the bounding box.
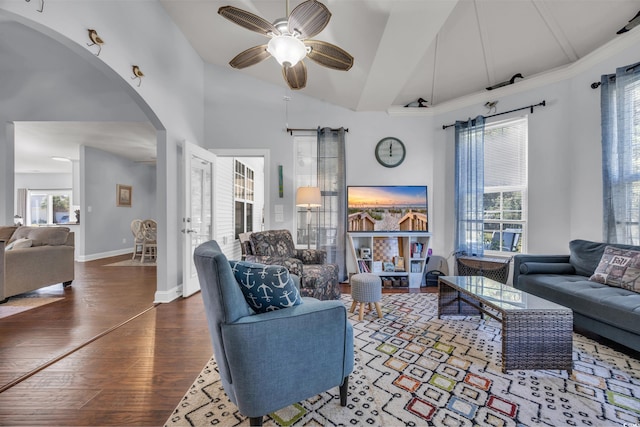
[165,293,640,426]
[0,296,64,319]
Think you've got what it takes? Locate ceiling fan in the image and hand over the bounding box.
[218,0,354,90]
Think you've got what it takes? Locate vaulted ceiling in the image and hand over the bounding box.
[5,1,640,173]
[160,0,640,112]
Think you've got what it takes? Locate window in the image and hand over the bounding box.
[483,117,528,254]
[601,64,640,244]
[294,135,318,247]
[293,129,347,277]
[234,160,254,239]
[27,189,73,225]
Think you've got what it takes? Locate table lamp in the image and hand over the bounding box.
[296,186,321,249]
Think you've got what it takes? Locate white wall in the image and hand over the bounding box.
[214,156,234,255]
[205,31,640,261]
[15,173,72,192]
[0,19,149,223]
[211,155,265,261]
[204,63,434,240]
[0,0,205,301]
[4,1,640,301]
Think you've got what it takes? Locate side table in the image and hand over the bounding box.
[456,255,511,284]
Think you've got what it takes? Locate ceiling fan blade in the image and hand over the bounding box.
[283,61,307,90]
[229,45,271,69]
[305,40,353,71]
[218,6,280,37]
[288,0,331,39]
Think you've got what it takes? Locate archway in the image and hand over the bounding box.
[0,11,168,295]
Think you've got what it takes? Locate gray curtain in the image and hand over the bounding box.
[317,127,346,281]
[455,116,485,256]
[601,61,640,244]
[16,188,27,224]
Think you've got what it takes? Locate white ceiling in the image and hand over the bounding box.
[14,122,157,174]
[160,0,640,111]
[6,1,640,173]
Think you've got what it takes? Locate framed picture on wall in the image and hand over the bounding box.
[117,184,132,207]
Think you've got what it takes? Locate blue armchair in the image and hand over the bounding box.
[193,240,354,426]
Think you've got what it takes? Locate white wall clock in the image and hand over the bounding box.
[375,137,406,168]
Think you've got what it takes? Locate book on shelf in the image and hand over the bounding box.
[358,260,370,273]
[411,242,424,258]
[411,261,421,273]
[372,261,383,273]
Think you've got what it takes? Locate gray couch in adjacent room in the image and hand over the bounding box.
[513,239,640,352]
[1,225,75,302]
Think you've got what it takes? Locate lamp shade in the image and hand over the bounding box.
[267,35,308,67]
[296,186,321,207]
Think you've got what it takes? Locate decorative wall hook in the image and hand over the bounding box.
[486,73,523,91]
[616,10,640,34]
[484,101,498,114]
[25,0,44,13]
[131,65,144,87]
[86,29,104,56]
[404,97,428,108]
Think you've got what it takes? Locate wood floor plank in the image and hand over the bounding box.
[0,388,102,409]
[0,255,481,426]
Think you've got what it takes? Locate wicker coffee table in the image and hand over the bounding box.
[438,275,573,373]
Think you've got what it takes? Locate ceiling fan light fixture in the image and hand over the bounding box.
[267,35,307,67]
[273,18,289,34]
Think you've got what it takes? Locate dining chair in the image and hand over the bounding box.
[141,219,157,262]
[130,219,144,261]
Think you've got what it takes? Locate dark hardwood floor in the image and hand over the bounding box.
[3,256,639,426]
[0,254,212,426]
[0,255,435,426]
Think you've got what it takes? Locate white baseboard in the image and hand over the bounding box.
[76,248,132,262]
[154,284,182,303]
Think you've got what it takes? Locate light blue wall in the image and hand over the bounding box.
[82,146,156,257]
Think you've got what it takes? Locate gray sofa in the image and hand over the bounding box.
[513,239,640,352]
[1,225,75,302]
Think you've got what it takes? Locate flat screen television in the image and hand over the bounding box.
[347,185,428,233]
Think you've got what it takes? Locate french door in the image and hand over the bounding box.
[182,141,216,297]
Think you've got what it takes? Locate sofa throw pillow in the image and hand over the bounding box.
[10,226,70,246]
[4,238,33,251]
[590,246,640,292]
[229,260,303,313]
[519,262,576,275]
[569,239,609,277]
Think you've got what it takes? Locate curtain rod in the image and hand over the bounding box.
[286,127,349,135]
[441,100,546,130]
[591,61,640,88]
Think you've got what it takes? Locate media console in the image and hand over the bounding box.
[347,232,431,288]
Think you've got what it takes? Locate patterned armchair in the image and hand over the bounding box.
[244,229,341,300]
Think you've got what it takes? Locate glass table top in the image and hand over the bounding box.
[439,275,570,312]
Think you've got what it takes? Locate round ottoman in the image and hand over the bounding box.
[350,273,383,321]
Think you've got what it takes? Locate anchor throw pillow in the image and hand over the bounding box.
[229,260,303,313]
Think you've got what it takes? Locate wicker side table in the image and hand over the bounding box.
[456,255,511,284]
[438,275,573,373]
